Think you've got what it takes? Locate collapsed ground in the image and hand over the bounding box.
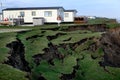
[0,23,120,80]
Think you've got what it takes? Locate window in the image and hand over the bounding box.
[20,12,25,17]
[44,11,52,17]
[59,9,63,16]
[65,13,69,17]
[32,11,36,16]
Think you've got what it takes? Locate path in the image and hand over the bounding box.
[0,29,31,33]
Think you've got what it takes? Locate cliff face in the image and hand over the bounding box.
[101,27,120,67]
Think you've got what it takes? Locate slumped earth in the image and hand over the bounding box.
[0,24,120,80]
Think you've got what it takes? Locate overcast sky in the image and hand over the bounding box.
[1,0,120,18]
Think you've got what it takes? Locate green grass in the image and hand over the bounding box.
[17,30,49,67]
[91,47,104,59]
[0,32,28,80]
[75,40,95,52]
[76,51,120,80]
[32,60,61,80]
[0,32,16,63]
[53,55,77,74]
[107,67,120,79]
[52,31,101,45]
[32,55,77,80]
[0,64,28,80]
[16,27,105,80]
[87,18,120,29]
[87,18,112,24]
[106,23,120,28]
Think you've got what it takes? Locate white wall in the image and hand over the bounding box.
[64,12,76,22]
[3,9,64,23]
[3,10,22,21]
[43,9,58,23]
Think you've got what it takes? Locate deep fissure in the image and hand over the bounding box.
[4,38,31,72]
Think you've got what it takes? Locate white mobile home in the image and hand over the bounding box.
[3,7,64,24]
[64,10,77,22]
[87,16,96,19]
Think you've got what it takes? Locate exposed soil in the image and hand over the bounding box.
[4,38,31,72]
[100,27,120,67]
[62,24,107,32]
[37,75,46,80]
[26,35,44,40]
[60,58,80,80]
[32,42,64,66]
[47,33,66,41]
[60,69,76,80]
[69,38,88,50]
[41,27,59,31]
[41,31,46,33]
[63,37,72,42]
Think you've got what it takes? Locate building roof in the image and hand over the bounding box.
[64,10,77,13]
[3,7,65,11]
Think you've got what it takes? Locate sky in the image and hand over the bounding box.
[1,0,120,19]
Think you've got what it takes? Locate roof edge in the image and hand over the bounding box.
[64,9,77,13]
[3,6,65,11]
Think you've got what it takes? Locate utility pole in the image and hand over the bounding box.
[0,0,3,21]
[0,0,2,12]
